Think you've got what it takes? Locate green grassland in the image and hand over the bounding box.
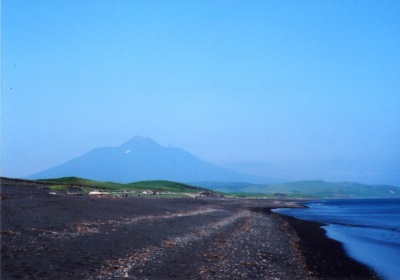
[223,180,400,198]
[193,180,400,198]
[32,177,212,197]
[2,177,399,199]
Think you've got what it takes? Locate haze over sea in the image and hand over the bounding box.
[274,199,400,280]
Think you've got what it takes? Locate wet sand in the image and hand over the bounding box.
[1,182,378,279]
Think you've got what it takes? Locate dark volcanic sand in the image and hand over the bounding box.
[1,183,378,279]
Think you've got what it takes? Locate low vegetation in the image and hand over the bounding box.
[203,180,400,198]
[48,185,70,191]
[2,177,399,199]
[0,177,216,198]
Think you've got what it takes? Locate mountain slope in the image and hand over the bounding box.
[27,136,264,183]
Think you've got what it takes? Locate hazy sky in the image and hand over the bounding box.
[2,0,400,185]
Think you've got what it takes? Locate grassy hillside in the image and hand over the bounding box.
[126,180,206,193]
[1,177,213,197]
[192,180,400,198]
[37,177,123,190]
[3,177,399,199]
[227,180,400,198]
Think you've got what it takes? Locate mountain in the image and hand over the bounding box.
[27,136,265,184]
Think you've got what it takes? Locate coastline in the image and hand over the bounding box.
[275,212,380,279]
[1,184,379,279]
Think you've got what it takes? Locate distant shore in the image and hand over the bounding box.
[1,183,378,279]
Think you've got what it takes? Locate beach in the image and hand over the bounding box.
[1,183,378,279]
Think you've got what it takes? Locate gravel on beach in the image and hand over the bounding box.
[1,184,378,279]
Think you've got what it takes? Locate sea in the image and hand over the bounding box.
[273,199,400,280]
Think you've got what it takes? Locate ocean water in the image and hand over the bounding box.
[273,199,400,280]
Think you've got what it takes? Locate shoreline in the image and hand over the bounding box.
[1,184,379,279]
[275,212,380,279]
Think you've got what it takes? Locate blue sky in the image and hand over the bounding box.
[2,0,400,185]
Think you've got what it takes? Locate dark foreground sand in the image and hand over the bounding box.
[1,183,379,279]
